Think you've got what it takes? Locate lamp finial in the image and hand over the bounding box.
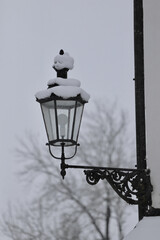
[59,49,64,55]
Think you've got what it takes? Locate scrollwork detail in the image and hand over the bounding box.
[84,170,101,185]
[84,169,153,206]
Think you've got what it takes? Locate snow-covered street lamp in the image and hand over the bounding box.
[35,50,90,177]
[36,49,152,220]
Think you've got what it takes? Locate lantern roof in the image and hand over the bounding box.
[35,50,90,103]
[35,85,90,103]
[47,77,81,88]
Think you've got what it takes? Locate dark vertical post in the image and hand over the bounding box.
[134,0,147,220]
[60,143,66,179]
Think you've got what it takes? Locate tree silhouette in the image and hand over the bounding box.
[0,101,136,240]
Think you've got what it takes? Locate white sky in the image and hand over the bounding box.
[0,0,136,237]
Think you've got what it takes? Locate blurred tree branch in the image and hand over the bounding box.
[0,101,136,240]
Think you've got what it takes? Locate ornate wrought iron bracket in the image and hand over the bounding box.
[59,143,152,210]
[84,168,152,206]
[61,162,153,207]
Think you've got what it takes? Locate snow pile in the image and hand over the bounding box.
[48,78,81,87]
[53,52,74,70]
[35,86,90,102]
[36,50,90,103]
[124,217,160,240]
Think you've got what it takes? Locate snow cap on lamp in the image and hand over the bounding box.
[35,49,90,102]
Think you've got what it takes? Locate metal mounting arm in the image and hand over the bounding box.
[53,143,153,215]
[84,168,152,206]
[60,158,153,209]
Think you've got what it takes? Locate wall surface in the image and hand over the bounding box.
[144,0,160,208]
[124,217,160,240]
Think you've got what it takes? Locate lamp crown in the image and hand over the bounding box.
[52,49,74,79]
[59,49,64,55]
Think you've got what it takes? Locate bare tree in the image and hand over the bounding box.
[0,101,135,240]
[1,200,83,240]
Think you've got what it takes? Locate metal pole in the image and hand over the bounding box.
[134,0,147,220]
[60,143,66,179]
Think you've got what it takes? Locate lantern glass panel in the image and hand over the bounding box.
[72,103,84,142]
[41,100,57,143]
[56,100,74,142]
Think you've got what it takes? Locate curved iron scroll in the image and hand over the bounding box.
[84,169,153,205]
[60,159,152,206]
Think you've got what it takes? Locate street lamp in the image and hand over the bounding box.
[35,50,89,178]
[36,49,152,220]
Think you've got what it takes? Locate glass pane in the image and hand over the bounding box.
[68,107,75,139]
[56,100,76,144]
[41,101,57,142]
[73,102,84,142]
[57,109,68,140]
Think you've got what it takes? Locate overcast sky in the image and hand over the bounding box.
[0,0,136,237]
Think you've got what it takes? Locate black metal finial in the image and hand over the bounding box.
[59,49,64,55]
[52,49,69,79]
